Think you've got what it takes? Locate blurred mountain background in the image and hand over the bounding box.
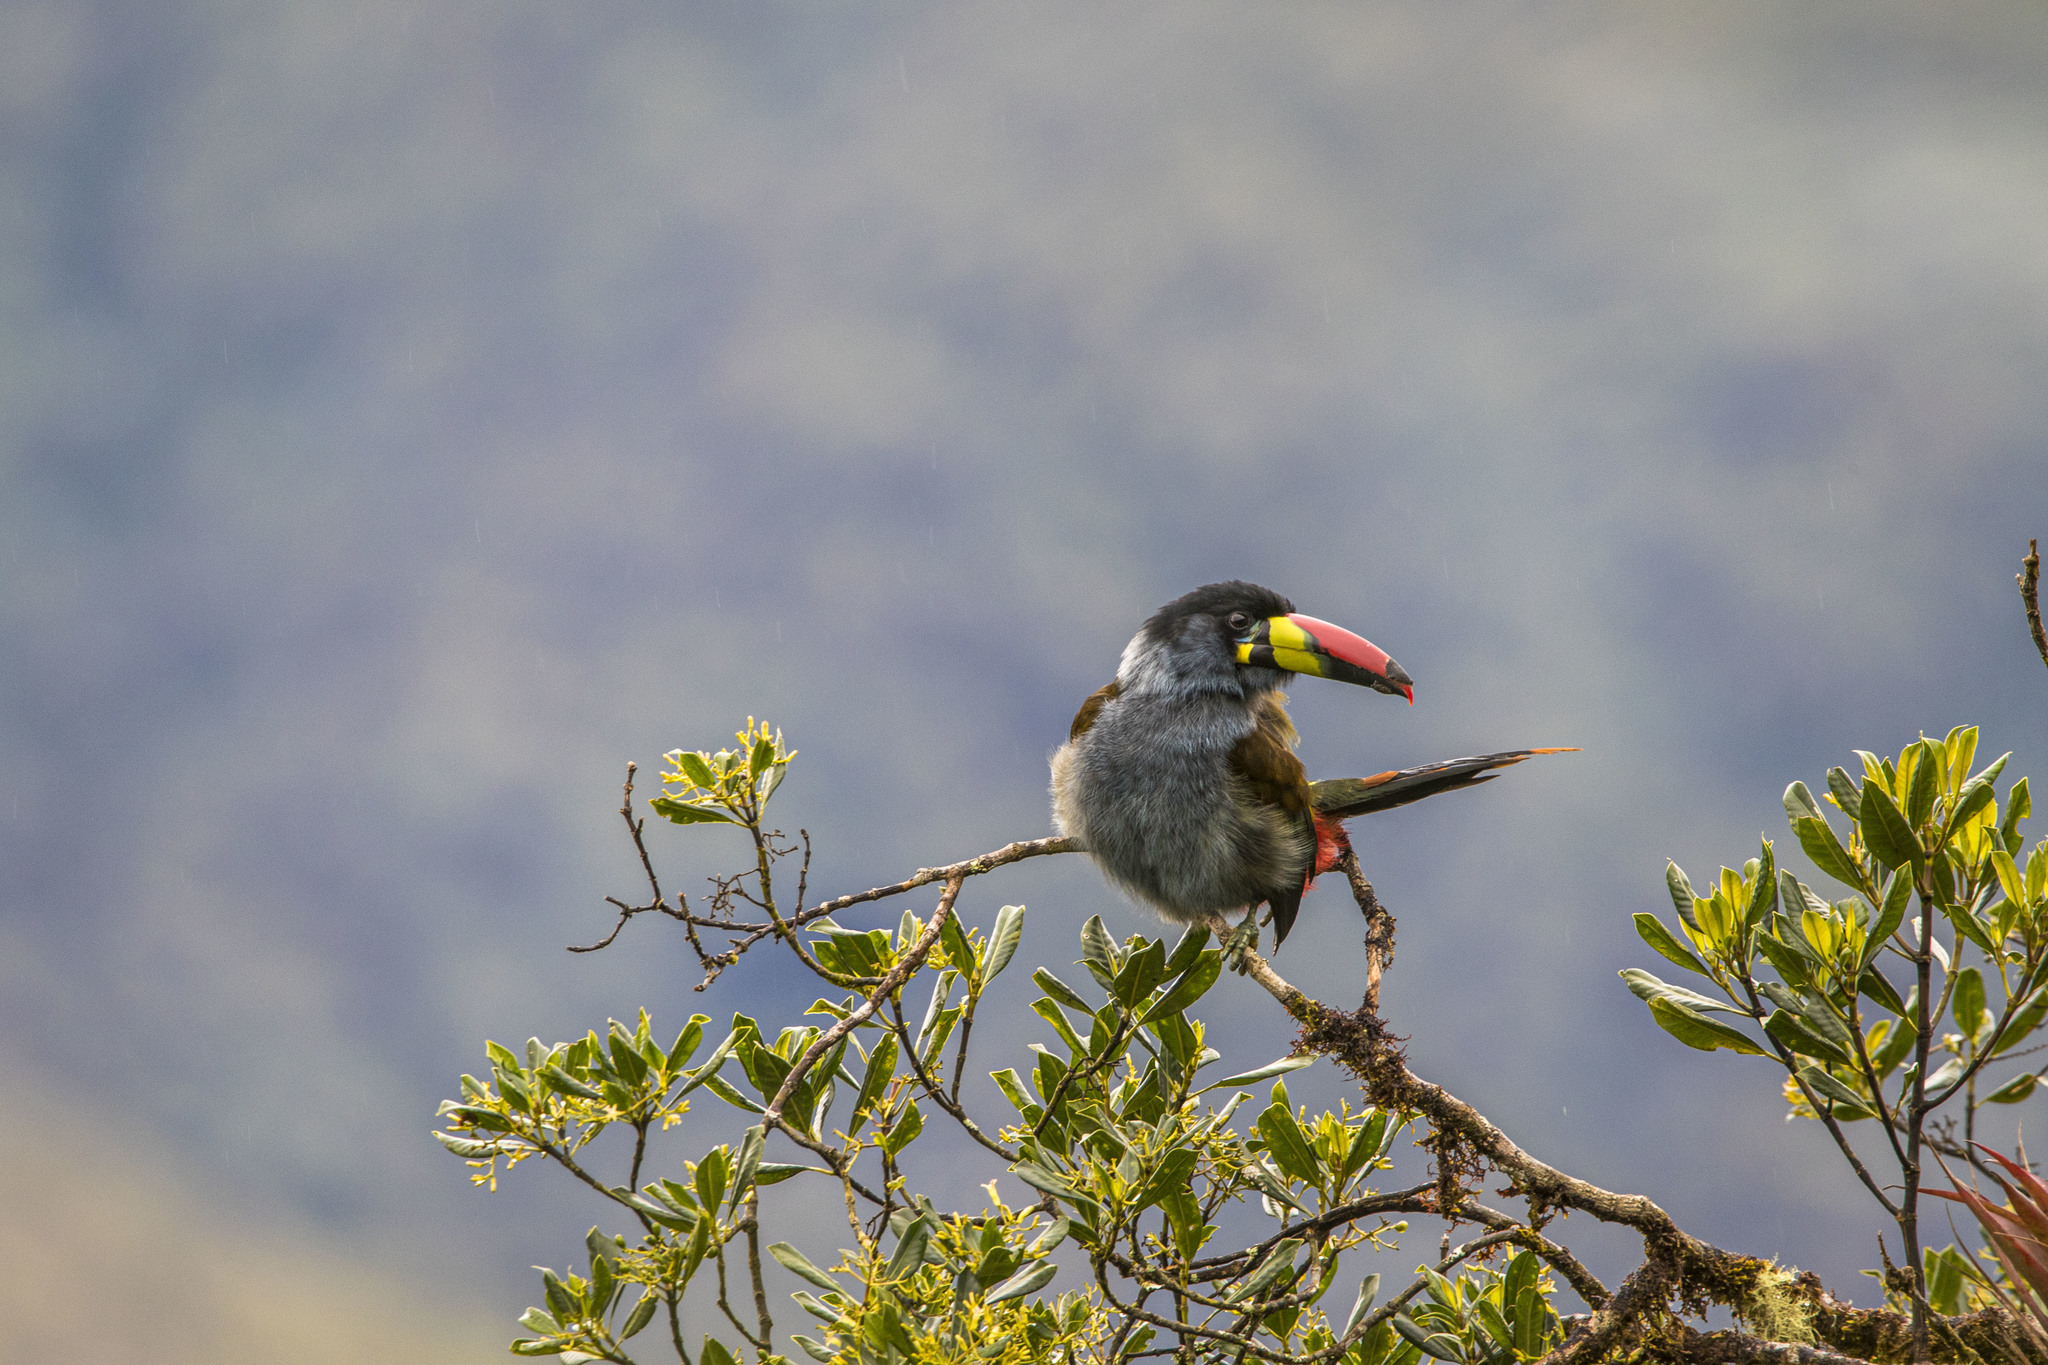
[3,0,2047,1356]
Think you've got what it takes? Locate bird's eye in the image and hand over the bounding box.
[1226,612,1253,634]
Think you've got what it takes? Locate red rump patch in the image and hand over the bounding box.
[1305,812,1353,889]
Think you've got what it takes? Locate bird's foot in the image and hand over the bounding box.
[1220,913,1262,974]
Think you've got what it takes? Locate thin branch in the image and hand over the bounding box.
[880,997,1019,1163]
[683,837,1081,985]
[571,762,694,952]
[2022,539,2047,673]
[1464,1201,1613,1308]
[1184,1183,1437,1280]
[805,837,1081,921]
[765,876,965,1125]
[1335,845,1395,1015]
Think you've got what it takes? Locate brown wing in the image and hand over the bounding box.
[1068,679,1121,740]
[1228,694,1316,946]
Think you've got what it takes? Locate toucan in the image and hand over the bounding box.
[1050,581,1570,951]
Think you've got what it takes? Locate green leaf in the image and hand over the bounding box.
[1860,965,1908,1017]
[791,1335,836,1362]
[1345,1274,1381,1336]
[1113,938,1168,1010]
[649,797,741,826]
[1132,1148,1199,1213]
[729,1125,765,1212]
[1030,999,1086,1056]
[666,1016,709,1073]
[433,1131,508,1159]
[1394,1313,1467,1363]
[1515,1286,1547,1358]
[1993,850,2028,907]
[1202,1054,1314,1092]
[1667,862,1702,932]
[990,1067,1034,1115]
[1257,1103,1324,1185]
[1827,767,1863,820]
[678,1030,740,1096]
[1954,967,1987,1038]
[1010,1160,1080,1201]
[1633,914,1711,976]
[621,1293,658,1340]
[1755,932,1814,989]
[1079,916,1119,989]
[701,1073,763,1113]
[1863,873,1913,970]
[849,1035,897,1133]
[1242,1159,1306,1212]
[1618,967,1746,1015]
[1991,987,2048,1056]
[1859,783,1921,869]
[1032,968,1092,1013]
[541,1269,578,1322]
[700,1337,738,1365]
[615,1188,693,1230]
[1503,1250,1539,1310]
[878,1100,923,1156]
[1797,1065,1873,1117]
[1942,889,2000,960]
[755,1162,816,1187]
[985,905,1026,981]
[1746,840,1779,927]
[884,1213,936,1283]
[748,734,775,779]
[769,1242,841,1293]
[1646,996,1767,1055]
[1793,817,1864,889]
[985,1260,1058,1303]
[1953,778,1999,833]
[939,914,975,976]
[1907,738,1943,829]
[691,1150,728,1212]
[674,751,717,789]
[1140,951,1222,1025]
[2002,777,2031,854]
[1028,1216,1072,1255]
[1785,781,1825,825]
[1228,1238,1305,1304]
[1764,1010,1850,1066]
[1163,924,1211,978]
[1472,1298,1515,1352]
[1983,1072,2040,1104]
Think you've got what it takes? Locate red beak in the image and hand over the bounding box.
[1284,613,1414,702]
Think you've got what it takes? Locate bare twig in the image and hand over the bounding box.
[673,837,1080,987]
[1335,845,1395,1014]
[570,763,693,952]
[2023,540,2048,673]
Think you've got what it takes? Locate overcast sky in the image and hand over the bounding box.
[4,1,2047,1356]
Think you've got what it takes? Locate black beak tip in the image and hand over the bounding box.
[1385,658,1413,688]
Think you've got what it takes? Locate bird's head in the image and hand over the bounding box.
[1117,580,1414,703]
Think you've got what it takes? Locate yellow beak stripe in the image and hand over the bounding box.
[1264,616,1315,652]
[1268,647,1327,676]
[1233,617,1329,677]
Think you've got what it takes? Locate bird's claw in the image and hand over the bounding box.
[1220,913,1262,973]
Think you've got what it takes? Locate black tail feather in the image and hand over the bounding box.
[1310,748,1576,821]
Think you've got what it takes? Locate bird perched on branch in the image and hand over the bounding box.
[1051,581,1570,954]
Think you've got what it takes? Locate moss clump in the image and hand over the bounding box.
[1730,1262,1816,1345]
